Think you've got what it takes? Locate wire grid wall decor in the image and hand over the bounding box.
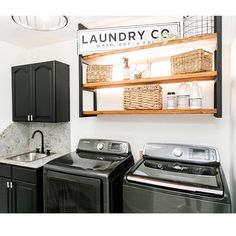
[183,16,214,38]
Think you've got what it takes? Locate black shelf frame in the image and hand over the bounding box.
[78,16,222,118]
[78,24,97,117]
[214,16,222,118]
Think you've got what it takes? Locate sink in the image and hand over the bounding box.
[7,152,48,162]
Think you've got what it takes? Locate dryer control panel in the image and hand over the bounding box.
[78,139,131,156]
[143,143,219,164]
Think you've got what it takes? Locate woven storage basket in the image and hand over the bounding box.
[170,49,213,75]
[86,65,113,83]
[124,85,162,110]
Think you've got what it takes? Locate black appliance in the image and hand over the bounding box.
[123,143,231,213]
[44,139,134,213]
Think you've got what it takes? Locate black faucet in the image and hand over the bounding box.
[32,130,45,154]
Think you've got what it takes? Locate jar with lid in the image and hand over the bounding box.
[166,92,177,109]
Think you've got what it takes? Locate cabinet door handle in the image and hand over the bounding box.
[31,115,33,121]
[28,115,30,121]
[6,181,9,188]
[10,182,13,189]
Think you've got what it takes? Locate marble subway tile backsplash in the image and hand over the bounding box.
[0,122,71,157]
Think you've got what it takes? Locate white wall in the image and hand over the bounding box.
[1,16,234,210]
[0,40,30,132]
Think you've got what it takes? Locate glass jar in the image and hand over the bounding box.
[167,92,177,109]
[177,95,190,109]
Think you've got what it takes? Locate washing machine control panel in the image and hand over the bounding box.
[143,143,219,164]
[78,139,131,156]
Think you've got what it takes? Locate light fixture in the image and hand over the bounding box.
[11,16,68,31]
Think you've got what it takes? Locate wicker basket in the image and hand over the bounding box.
[86,65,113,83]
[124,85,162,110]
[170,49,213,75]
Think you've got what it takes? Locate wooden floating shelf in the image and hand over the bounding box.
[83,33,217,61]
[83,71,217,90]
[83,109,217,115]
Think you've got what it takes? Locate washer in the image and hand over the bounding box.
[123,143,231,213]
[44,139,134,213]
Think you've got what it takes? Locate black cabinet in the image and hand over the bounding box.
[0,163,43,213]
[12,180,37,213]
[0,177,11,213]
[12,65,32,121]
[12,61,70,123]
[32,62,55,122]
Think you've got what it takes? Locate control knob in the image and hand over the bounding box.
[97,142,105,151]
[173,148,183,157]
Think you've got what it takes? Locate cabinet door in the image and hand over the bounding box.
[12,65,32,121]
[32,62,55,122]
[12,180,37,213]
[0,177,11,213]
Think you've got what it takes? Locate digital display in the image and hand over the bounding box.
[192,148,206,153]
[111,143,120,151]
[191,148,209,160]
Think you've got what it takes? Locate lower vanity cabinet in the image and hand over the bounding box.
[0,163,43,213]
[0,177,11,213]
[0,164,11,213]
[12,180,37,213]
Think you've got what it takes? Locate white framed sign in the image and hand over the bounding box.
[78,22,181,54]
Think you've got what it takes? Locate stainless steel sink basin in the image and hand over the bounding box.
[7,152,48,162]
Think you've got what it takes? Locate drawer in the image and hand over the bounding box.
[0,163,11,178]
[12,166,37,184]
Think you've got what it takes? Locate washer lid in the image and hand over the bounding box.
[47,151,125,172]
[127,160,224,196]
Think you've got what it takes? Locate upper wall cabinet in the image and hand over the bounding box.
[12,61,70,123]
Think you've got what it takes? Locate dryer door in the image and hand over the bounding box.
[44,170,102,213]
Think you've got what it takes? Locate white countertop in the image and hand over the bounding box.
[0,151,68,169]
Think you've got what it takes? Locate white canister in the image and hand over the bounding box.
[167,92,177,109]
[190,98,202,109]
[177,95,190,109]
